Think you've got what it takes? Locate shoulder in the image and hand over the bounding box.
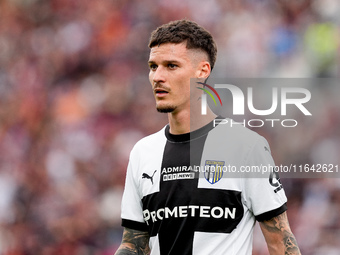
[212,118,266,148]
[134,125,167,147]
[130,126,168,157]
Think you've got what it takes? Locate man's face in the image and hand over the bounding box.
[148,42,202,114]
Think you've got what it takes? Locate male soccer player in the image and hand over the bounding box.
[115,19,301,255]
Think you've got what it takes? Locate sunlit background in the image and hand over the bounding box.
[0,0,339,254]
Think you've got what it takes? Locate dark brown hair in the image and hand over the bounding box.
[148,19,217,70]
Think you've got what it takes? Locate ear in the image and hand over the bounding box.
[196,61,211,79]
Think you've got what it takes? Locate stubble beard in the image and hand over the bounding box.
[156,104,177,113]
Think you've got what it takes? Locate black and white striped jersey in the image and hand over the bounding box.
[121,118,287,255]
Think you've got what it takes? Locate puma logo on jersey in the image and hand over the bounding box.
[142,170,157,185]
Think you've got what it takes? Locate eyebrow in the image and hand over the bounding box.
[148,60,181,65]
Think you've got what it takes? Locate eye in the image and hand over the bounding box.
[168,63,177,69]
[149,64,157,71]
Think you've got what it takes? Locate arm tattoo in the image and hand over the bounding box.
[261,213,301,255]
[115,228,150,255]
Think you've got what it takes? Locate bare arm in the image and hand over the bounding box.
[115,228,150,255]
[259,211,301,255]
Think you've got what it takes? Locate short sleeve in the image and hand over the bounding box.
[242,136,287,222]
[121,148,148,231]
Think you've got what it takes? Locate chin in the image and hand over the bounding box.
[156,104,177,113]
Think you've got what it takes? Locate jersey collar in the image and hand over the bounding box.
[165,117,219,143]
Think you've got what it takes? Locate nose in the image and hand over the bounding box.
[151,66,165,85]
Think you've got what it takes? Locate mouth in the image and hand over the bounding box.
[154,88,169,96]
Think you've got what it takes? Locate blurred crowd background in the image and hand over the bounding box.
[0,0,339,254]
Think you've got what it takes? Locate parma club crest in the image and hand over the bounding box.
[204,160,225,184]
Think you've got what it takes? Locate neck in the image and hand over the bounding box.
[168,108,216,135]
